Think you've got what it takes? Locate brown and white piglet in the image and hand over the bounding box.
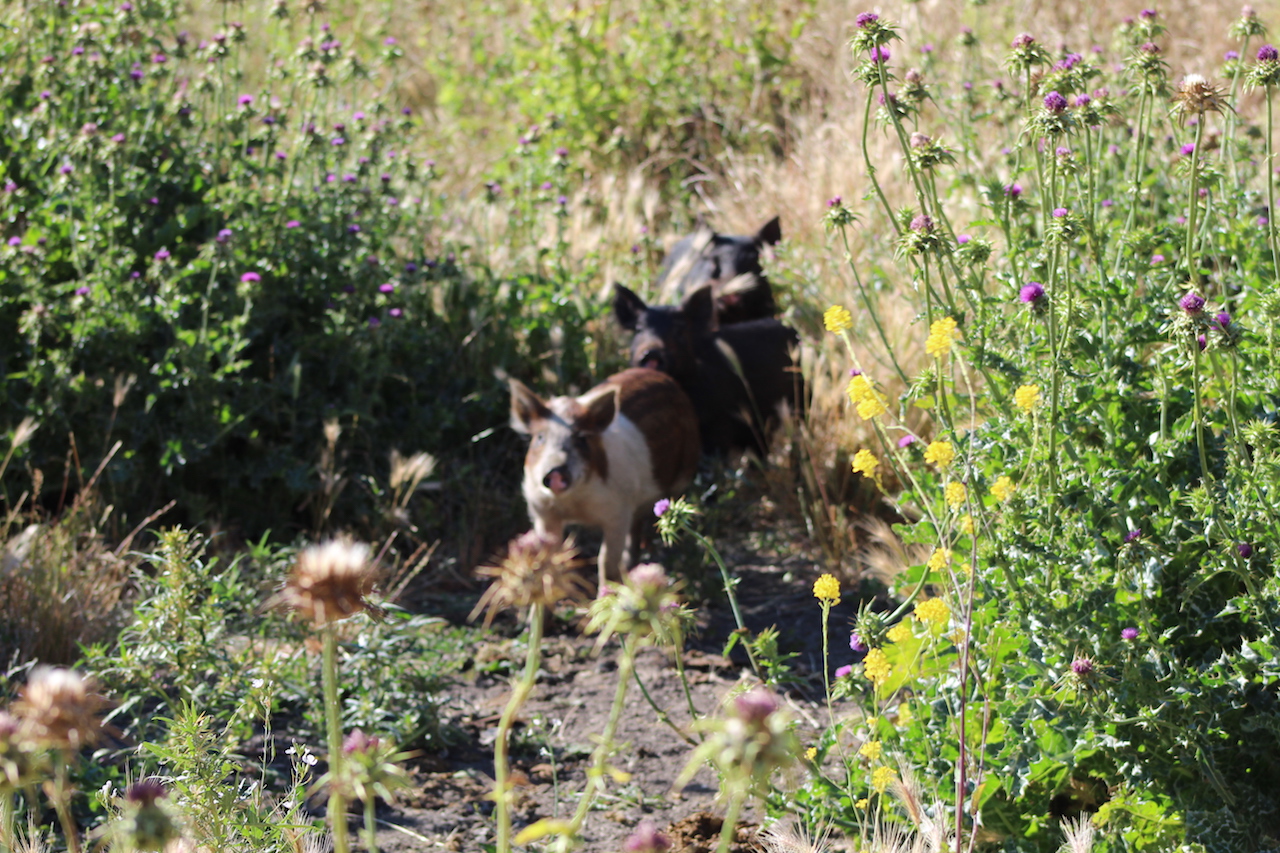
[509,368,700,589]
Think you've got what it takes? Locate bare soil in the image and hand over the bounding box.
[371,535,868,853]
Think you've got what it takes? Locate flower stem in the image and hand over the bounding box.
[1185,118,1205,278]
[1267,88,1280,278]
[322,625,351,853]
[494,603,545,853]
[364,796,378,853]
[51,758,80,853]
[685,526,763,680]
[1192,343,1211,484]
[715,790,746,853]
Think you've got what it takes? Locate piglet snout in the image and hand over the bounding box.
[639,350,665,371]
[544,466,571,493]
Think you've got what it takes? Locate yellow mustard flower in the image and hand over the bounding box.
[813,573,841,602]
[925,316,960,358]
[915,598,950,629]
[959,514,975,536]
[871,766,897,793]
[824,305,854,333]
[866,716,879,728]
[924,439,956,469]
[858,739,883,761]
[863,648,891,686]
[887,621,913,643]
[851,448,880,481]
[805,746,818,761]
[1014,383,1041,413]
[926,547,951,572]
[990,475,1016,502]
[856,798,870,809]
[847,374,888,420]
[945,481,967,508]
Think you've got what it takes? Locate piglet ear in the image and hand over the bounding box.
[681,283,717,333]
[577,384,619,434]
[509,378,552,434]
[612,283,647,331]
[754,215,782,246]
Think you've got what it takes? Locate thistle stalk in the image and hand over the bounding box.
[322,625,351,853]
[494,603,545,853]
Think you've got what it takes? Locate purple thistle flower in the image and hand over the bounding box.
[1020,282,1045,303]
[1258,44,1278,61]
[1179,291,1206,313]
[72,46,85,56]
[1124,528,1143,543]
[1151,254,1165,264]
[130,271,141,279]
[856,12,879,28]
[850,632,867,652]
[39,90,51,100]
[154,249,170,260]
[835,664,854,678]
[1238,542,1254,558]
[353,111,365,120]
[1074,93,1091,107]
[1052,207,1068,218]
[540,181,553,190]
[347,224,361,233]
[1215,312,1231,328]
[828,195,843,207]
[1011,33,1035,49]
[285,220,300,228]
[734,688,779,724]
[1043,91,1068,113]
[341,284,355,294]
[148,197,159,205]
[153,52,167,63]
[1181,143,1196,156]
[623,821,672,853]
[60,164,73,175]
[6,237,20,247]
[1102,198,1114,207]
[384,36,397,46]
[1070,657,1095,676]
[238,94,253,106]
[1004,183,1022,198]
[1259,215,1270,227]
[1121,627,1139,640]
[5,181,17,192]
[1226,50,1240,61]
[869,46,890,63]
[113,132,127,144]
[1056,146,1071,157]
[342,173,357,183]
[1140,42,1160,54]
[957,234,971,244]
[331,137,345,146]
[898,434,916,448]
[379,282,395,293]
[240,272,261,283]
[653,498,671,517]
[119,1,133,10]
[909,213,933,231]
[74,285,91,296]
[405,262,418,273]
[130,67,144,81]
[368,316,381,328]
[1140,8,1156,18]
[216,228,232,244]
[557,195,567,206]
[389,307,403,318]
[402,106,413,115]
[555,146,569,158]
[1197,334,1207,351]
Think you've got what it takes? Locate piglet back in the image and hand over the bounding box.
[607,368,700,494]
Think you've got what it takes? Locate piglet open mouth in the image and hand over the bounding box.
[639,351,663,370]
[546,469,569,493]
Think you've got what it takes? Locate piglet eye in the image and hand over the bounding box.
[532,433,545,445]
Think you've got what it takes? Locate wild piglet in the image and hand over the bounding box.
[509,368,700,588]
[612,283,802,458]
[656,216,782,325]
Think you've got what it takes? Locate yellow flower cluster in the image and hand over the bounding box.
[851,448,879,481]
[847,375,888,420]
[927,547,951,572]
[1014,384,1041,413]
[924,439,955,469]
[863,648,891,686]
[856,797,870,809]
[925,316,960,358]
[858,739,883,760]
[915,598,950,628]
[887,621,913,643]
[805,746,818,761]
[824,305,854,333]
[945,481,967,508]
[990,475,1016,502]
[813,573,841,602]
[959,514,975,536]
[871,766,897,793]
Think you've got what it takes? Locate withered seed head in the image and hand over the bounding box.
[1174,74,1228,115]
[469,531,590,626]
[14,666,105,751]
[273,538,378,627]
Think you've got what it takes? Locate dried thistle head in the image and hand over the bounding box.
[757,819,832,853]
[14,666,105,751]
[1060,816,1096,853]
[1173,74,1228,116]
[389,449,436,494]
[469,531,590,626]
[272,538,379,627]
